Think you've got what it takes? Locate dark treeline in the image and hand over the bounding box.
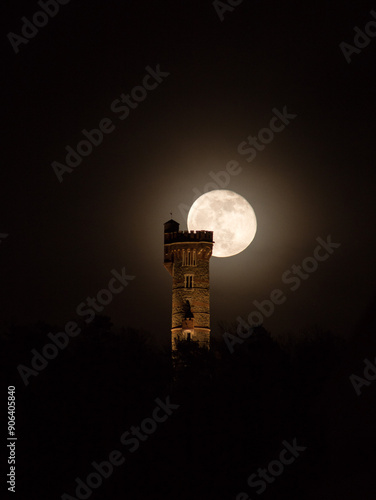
[2,312,376,500]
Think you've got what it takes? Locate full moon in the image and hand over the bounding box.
[187,190,257,258]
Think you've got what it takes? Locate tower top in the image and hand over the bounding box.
[164,219,180,233]
[164,218,213,244]
[164,228,213,244]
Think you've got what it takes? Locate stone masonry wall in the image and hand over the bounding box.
[164,238,213,348]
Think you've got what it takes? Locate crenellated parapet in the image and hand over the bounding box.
[164,230,213,244]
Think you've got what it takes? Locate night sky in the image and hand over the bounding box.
[3,3,376,500]
[2,0,376,345]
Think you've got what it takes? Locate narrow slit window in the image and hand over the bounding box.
[183,249,197,266]
[185,275,193,288]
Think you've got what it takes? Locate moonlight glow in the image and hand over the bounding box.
[187,190,257,258]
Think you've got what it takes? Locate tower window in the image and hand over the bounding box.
[183,249,197,266]
[184,274,194,288]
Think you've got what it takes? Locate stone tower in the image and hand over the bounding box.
[163,219,214,350]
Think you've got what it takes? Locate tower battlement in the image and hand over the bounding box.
[164,230,213,244]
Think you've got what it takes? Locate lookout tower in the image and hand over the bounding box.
[163,219,214,350]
